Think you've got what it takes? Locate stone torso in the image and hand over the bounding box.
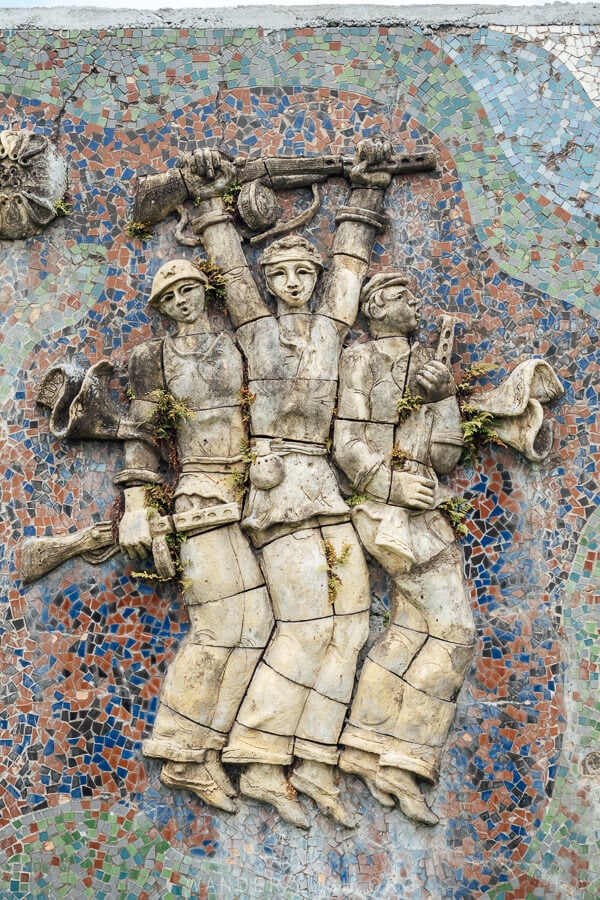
[163,332,245,461]
[237,313,346,444]
[338,337,430,425]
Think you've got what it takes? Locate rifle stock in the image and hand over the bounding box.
[20,501,240,584]
[21,523,116,584]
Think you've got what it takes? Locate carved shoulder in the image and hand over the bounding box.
[128,340,165,398]
[338,345,376,421]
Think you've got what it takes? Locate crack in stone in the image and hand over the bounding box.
[51,68,98,146]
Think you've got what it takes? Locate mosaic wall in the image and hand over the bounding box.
[0,19,598,899]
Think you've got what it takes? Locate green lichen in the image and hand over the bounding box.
[193,259,228,309]
[132,532,186,585]
[390,446,411,468]
[438,497,473,537]
[125,221,154,242]
[148,390,193,443]
[144,483,172,515]
[345,491,368,508]
[227,441,256,500]
[130,568,172,584]
[222,183,242,212]
[53,199,71,217]
[238,387,256,423]
[397,388,424,424]
[457,362,494,397]
[460,404,504,466]
[456,363,504,465]
[323,540,352,603]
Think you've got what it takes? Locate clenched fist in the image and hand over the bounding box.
[413,360,456,403]
[349,136,396,189]
[179,148,237,201]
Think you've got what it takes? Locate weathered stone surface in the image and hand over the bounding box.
[0,130,66,239]
[4,14,596,896]
[21,136,564,832]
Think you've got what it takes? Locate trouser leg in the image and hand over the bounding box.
[143,524,273,763]
[341,552,476,783]
[224,523,370,766]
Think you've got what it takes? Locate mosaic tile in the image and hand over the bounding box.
[0,21,597,900]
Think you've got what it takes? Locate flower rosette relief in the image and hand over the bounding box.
[0,129,67,239]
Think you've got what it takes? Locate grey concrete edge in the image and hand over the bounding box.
[0,3,599,31]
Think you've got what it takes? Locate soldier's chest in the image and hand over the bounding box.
[239,314,343,382]
[369,355,411,423]
[163,335,243,404]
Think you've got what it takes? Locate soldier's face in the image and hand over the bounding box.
[158,279,206,323]
[264,260,319,308]
[380,284,420,333]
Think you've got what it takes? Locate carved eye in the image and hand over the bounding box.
[160,291,174,306]
[180,283,197,295]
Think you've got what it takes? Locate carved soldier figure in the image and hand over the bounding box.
[333,274,476,826]
[21,135,564,831]
[183,141,395,828]
[117,259,274,813]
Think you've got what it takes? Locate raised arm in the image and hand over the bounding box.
[178,149,269,328]
[319,138,395,326]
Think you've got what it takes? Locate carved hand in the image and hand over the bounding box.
[119,487,153,560]
[413,361,456,403]
[179,148,237,200]
[391,472,436,509]
[349,136,395,188]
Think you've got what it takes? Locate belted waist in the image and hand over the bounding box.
[180,455,243,474]
[252,438,327,457]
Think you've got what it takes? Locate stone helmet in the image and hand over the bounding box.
[259,235,323,271]
[361,272,409,319]
[148,259,209,308]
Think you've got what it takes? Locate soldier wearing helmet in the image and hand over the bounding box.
[117,258,274,814]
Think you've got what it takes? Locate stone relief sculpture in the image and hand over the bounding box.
[21,134,564,830]
[333,274,475,826]
[117,258,274,815]
[0,129,67,239]
[176,141,399,829]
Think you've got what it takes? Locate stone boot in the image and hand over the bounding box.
[376,766,439,826]
[160,760,238,813]
[339,747,395,807]
[240,763,310,829]
[290,760,358,828]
